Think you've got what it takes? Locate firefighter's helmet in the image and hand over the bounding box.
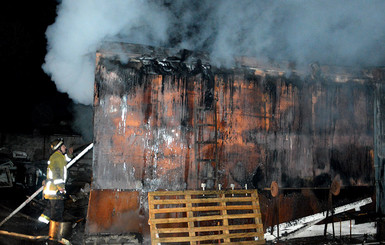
[50,138,64,151]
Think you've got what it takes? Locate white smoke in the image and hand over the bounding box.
[43,0,385,105]
[42,0,170,105]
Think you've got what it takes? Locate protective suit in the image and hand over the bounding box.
[39,138,71,223]
[43,151,67,199]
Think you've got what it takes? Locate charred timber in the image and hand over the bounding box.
[86,42,384,240]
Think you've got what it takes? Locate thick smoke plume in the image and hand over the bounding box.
[43,0,385,105]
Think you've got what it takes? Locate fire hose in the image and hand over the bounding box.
[0,143,94,227]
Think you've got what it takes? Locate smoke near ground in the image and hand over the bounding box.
[70,103,94,142]
[43,0,385,106]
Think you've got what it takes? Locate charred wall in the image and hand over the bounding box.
[86,42,378,237]
[218,72,374,189]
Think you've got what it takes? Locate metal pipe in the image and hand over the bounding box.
[66,143,94,169]
[0,203,38,223]
[0,143,93,227]
[0,186,44,227]
[0,230,70,245]
[0,230,49,241]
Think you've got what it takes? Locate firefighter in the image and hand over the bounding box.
[38,138,72,224]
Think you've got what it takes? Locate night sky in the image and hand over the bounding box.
[0,1,73,134]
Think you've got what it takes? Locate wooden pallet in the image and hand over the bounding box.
[148,190,265,245]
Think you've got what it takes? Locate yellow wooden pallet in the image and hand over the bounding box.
[148,189,265,245]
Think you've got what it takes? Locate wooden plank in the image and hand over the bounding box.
[251,192,264,241]
[185,194,195,245]
[157,223,264,234]
[148,193,157,245]
[150,204,260,214]
[221,193,231,243]
[148,189,265,244]
[220,241,265,245]
[152,240,264,245]
[150,196,255,205]
[150,213,259,224]
[153,232,261,243]
[148,189,254,196]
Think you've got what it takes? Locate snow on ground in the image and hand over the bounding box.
[265,220,376,241]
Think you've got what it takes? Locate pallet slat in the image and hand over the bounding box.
[185,194,195,245]
[156,223,264,234]
[150,196,255,205]
[221,193,231,243]
[153,232,262,243]
[148,189,265,244]
[151,213,261,224]
[148,189,254,196]
[151,204,260,214]
[221,241,265,245]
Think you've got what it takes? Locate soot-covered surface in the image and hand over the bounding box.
[86,42,383,240]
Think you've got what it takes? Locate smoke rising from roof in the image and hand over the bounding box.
[43,0,385,105]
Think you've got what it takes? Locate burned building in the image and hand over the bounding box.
[84,42,384,243]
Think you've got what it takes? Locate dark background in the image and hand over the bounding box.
[0,1,74,135]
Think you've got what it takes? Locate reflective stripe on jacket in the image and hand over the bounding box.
[43,151,67,199]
